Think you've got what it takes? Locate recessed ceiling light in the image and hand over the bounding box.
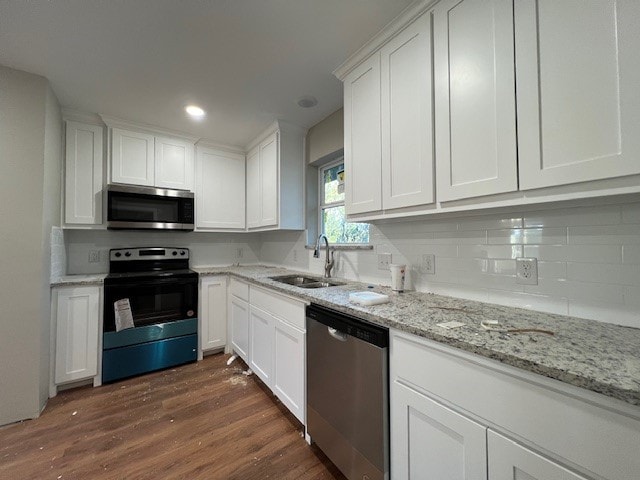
[185,105,206,118]
[297,95,318,108]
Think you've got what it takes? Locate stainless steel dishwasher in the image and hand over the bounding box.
[306,303,389,480]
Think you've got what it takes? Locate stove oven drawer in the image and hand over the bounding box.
[102,334,197,383]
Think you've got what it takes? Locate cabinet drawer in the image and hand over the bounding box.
[250,286,305,331]
[229,278,249,301]
[391,331,640,480]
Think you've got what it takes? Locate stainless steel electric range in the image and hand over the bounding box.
[102,247,198,383]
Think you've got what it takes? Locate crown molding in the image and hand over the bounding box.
[333,0,436,80]
[99,114,200,143]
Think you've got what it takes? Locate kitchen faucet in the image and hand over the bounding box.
[313,234,334,278]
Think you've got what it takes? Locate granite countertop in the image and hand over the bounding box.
[195,265,640,407]
[51,273,107,287]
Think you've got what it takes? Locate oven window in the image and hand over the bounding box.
[110,194,179,223]
[104,280,196,331]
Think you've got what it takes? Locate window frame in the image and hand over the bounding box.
[318,159,369,245]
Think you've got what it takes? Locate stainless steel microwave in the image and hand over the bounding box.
[107,185,195,231]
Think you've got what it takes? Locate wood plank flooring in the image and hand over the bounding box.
[0,354,346,480]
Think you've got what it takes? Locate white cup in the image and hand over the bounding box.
[389,264,406,292]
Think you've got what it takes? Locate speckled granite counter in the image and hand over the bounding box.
[51,274,107,287]
[195,265,640,407]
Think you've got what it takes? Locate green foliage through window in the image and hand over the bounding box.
[320,162,369,244]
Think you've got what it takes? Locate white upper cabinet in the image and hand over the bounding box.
[245,121,305,231]
[259,133,279,227]
[111,128,155,187]
[343,54,383,214]
[515,0,640,190]
[155,136,194,191]
[381,12,434,210]
[434,0,518,202]
[196,146,245,230]
[64,121,104,225]
[108,123,195,191]
[246,147,261,229]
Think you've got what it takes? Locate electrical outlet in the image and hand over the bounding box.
[88,250,100,263]
[421,254,435,274]
[516,257,538,285]
[236,247,244,259]
[378,253,392,270]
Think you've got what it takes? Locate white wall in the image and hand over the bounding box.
[0,65,56,425]
[65,230,261,274]
[260,198,640,329]
[39,85,63,406]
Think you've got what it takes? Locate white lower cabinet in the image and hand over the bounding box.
[488,430,589,480]
[228,280,306,424]
[199,276,227,356]
[390,329,640,480]
[53,286,101,387]
[229,295,250,363]
[248,306,275,386]
[391,381,486,480]
[273,316,305,422]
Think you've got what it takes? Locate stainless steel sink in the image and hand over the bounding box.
[270,275,343,289]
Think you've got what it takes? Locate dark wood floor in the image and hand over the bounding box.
[0,354,346,480]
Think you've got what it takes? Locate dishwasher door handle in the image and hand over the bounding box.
[327,327,348,342]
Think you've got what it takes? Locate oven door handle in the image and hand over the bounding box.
[106,278,197,288]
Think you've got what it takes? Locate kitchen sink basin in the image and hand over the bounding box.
[269,275,343,289]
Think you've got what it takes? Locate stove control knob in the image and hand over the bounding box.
[115,252,121,258]
[180,250,186,256]
[125,252,132,257]
[172,251,178,256]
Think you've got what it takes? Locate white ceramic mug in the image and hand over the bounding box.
[389,264,406,292]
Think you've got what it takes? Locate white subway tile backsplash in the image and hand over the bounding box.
[537,261,567,279]
[524,278,624,304]
[523,204,622,227]
[487,290,569,316]
[621,202,640,224]
[622,245,640,264]
[523,244,622,263]
[567,225,640,245]
[568,301,640,329]
[458,244,523,259]
[487,227,567,245]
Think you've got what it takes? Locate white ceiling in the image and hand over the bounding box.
[0,0,413,147]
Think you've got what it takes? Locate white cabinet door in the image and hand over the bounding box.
[249,306,274,388]
[344,53,383,214]
[246,147,261,229]
[64,121,103,225]
[516,0,640,190]
[381,12,434,210]
[54,286,100,384]
[196,147,246,230]
[199,276,227,353]
[273,318,305,423]
[434,0,518,202]
[488,430,588,480]
[259,132,279,228]
[155,136,194,191]
[111,128,155,186]
[229,296,249,364]
[391,381,487,480]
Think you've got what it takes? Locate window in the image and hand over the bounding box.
[319,161,369,244]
